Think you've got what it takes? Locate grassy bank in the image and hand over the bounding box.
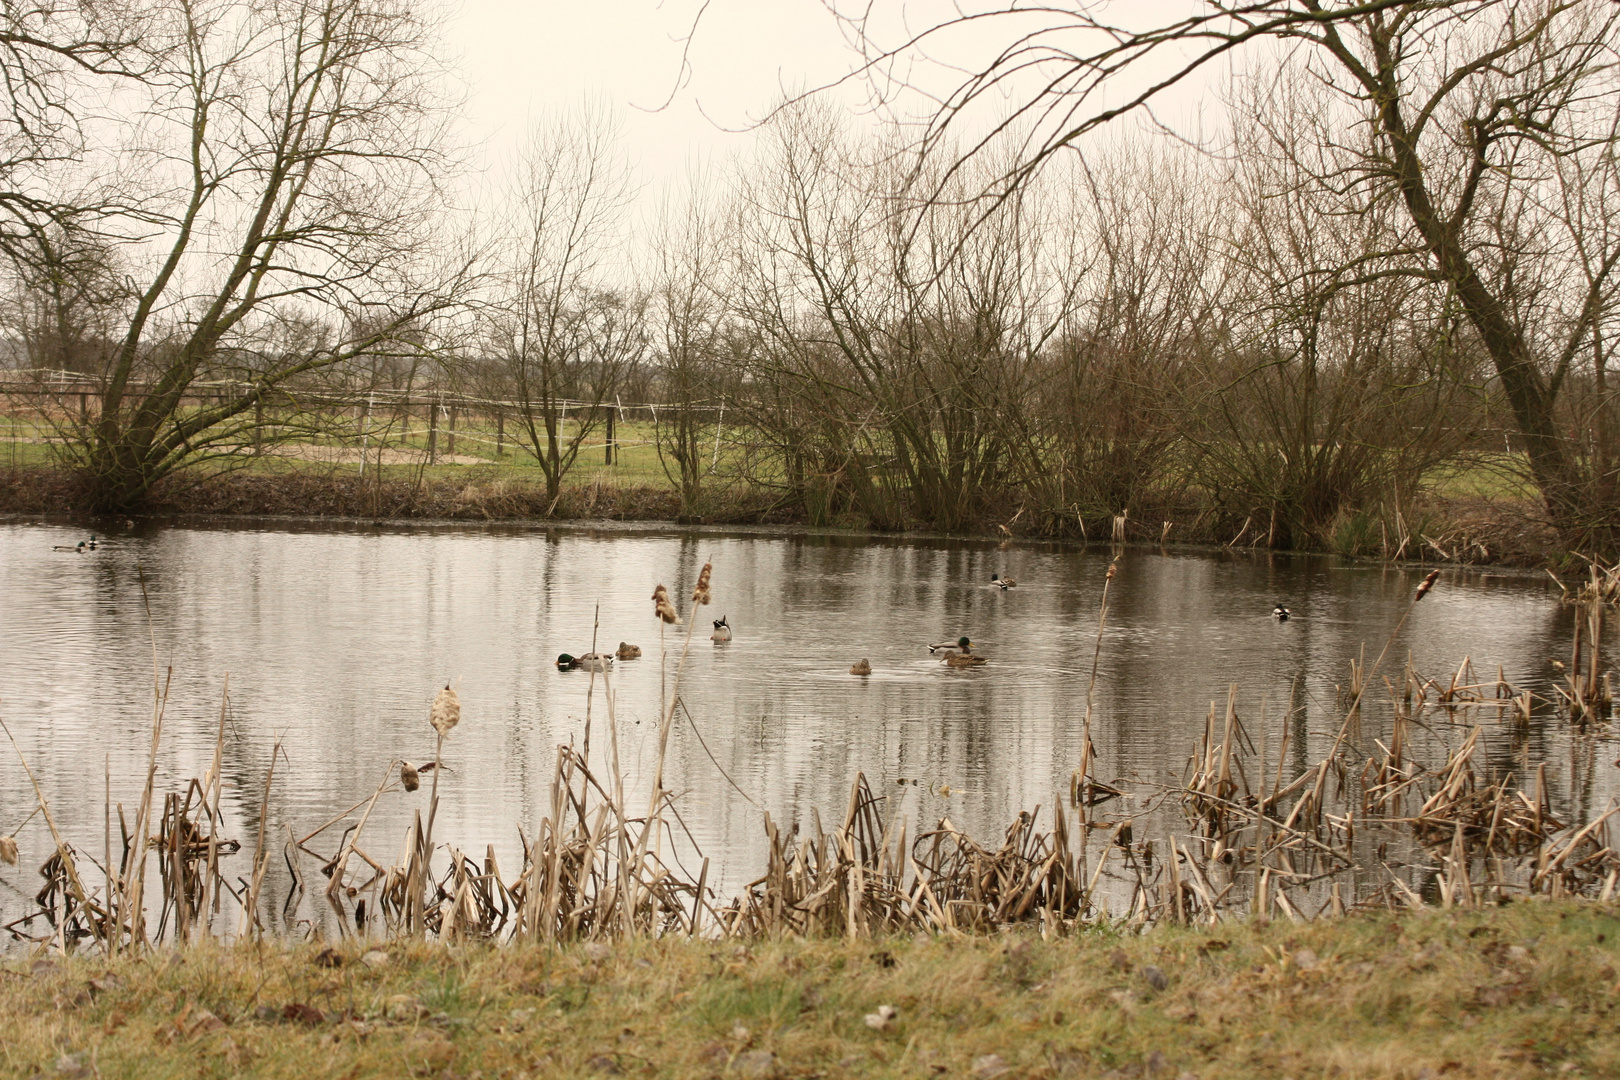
[3,902,1617,1079]
[0,458,1566,566]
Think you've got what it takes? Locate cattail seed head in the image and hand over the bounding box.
[692,562,713,605]
[652,584,681,624]
[1415,569,1441,601]
[0,835,16,865]
[430,684,460,739]
[400,762,420,792]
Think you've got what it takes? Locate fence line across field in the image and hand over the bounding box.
[0,369,743,468]
[0,368,730,416]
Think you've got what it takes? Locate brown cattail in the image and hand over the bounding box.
[692,562,713,605]
[399,762,420,792]
[652,584,681,624]
[1106,561,1117,580]
[1415,569,1441,601]
[0,835,16,865]
[430,684,460,739]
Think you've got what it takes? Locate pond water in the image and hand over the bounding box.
[0,517,1615,939]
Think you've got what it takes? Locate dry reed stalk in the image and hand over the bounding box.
[629,563,710,916]
[239,737,284,939]
[581,604,603,764]
[1076,560,1118,826]
[415,682,461,935]
[197,676,229,938]
[324,763,396,918]
[0,713,100,947]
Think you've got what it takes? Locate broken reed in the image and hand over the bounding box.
[6,564,1620,951]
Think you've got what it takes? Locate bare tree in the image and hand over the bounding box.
[1005,141,1216,531]
[2,227,130,376]
[729,102,1064,531]
[647,172,730,514]
[0,1,150,266]
[829,0,1620,549]
[479,101,643,508]
[1174,74,1485,551]
[2,0,468,510]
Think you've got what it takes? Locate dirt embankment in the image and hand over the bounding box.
[0,464,801,528]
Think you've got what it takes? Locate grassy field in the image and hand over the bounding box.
[3,409,1545,509]
[0,413,697,488]
[3,901,1617,1079]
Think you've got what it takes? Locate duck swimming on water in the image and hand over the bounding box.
[927,636,973,656]
[991,574,1016,589]
[1272,603,1290,621]
[557,652,613,671]
[711,616,732,642]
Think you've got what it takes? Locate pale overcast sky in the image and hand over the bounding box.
[442,1,875,183]
[439,2,1224,212]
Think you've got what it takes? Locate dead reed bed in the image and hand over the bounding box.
[3,560,1617,956]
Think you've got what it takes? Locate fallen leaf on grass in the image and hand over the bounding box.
[188,1008,226,1036]
[282,1002,325,1026]
[402,1032,456,1077]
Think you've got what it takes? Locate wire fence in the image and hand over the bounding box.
[0,370,740,483]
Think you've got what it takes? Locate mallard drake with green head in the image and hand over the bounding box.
[711,616,732,642]
[991,574,1016,589]
[927,636,972,655]
[557,652,613,671]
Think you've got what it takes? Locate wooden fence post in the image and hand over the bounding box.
[447,407,457,456]
[428,402,438,465]
[496,412,504,458]
[605,406,614,465]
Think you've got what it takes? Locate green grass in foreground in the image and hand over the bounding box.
[3,902,1617,1079]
